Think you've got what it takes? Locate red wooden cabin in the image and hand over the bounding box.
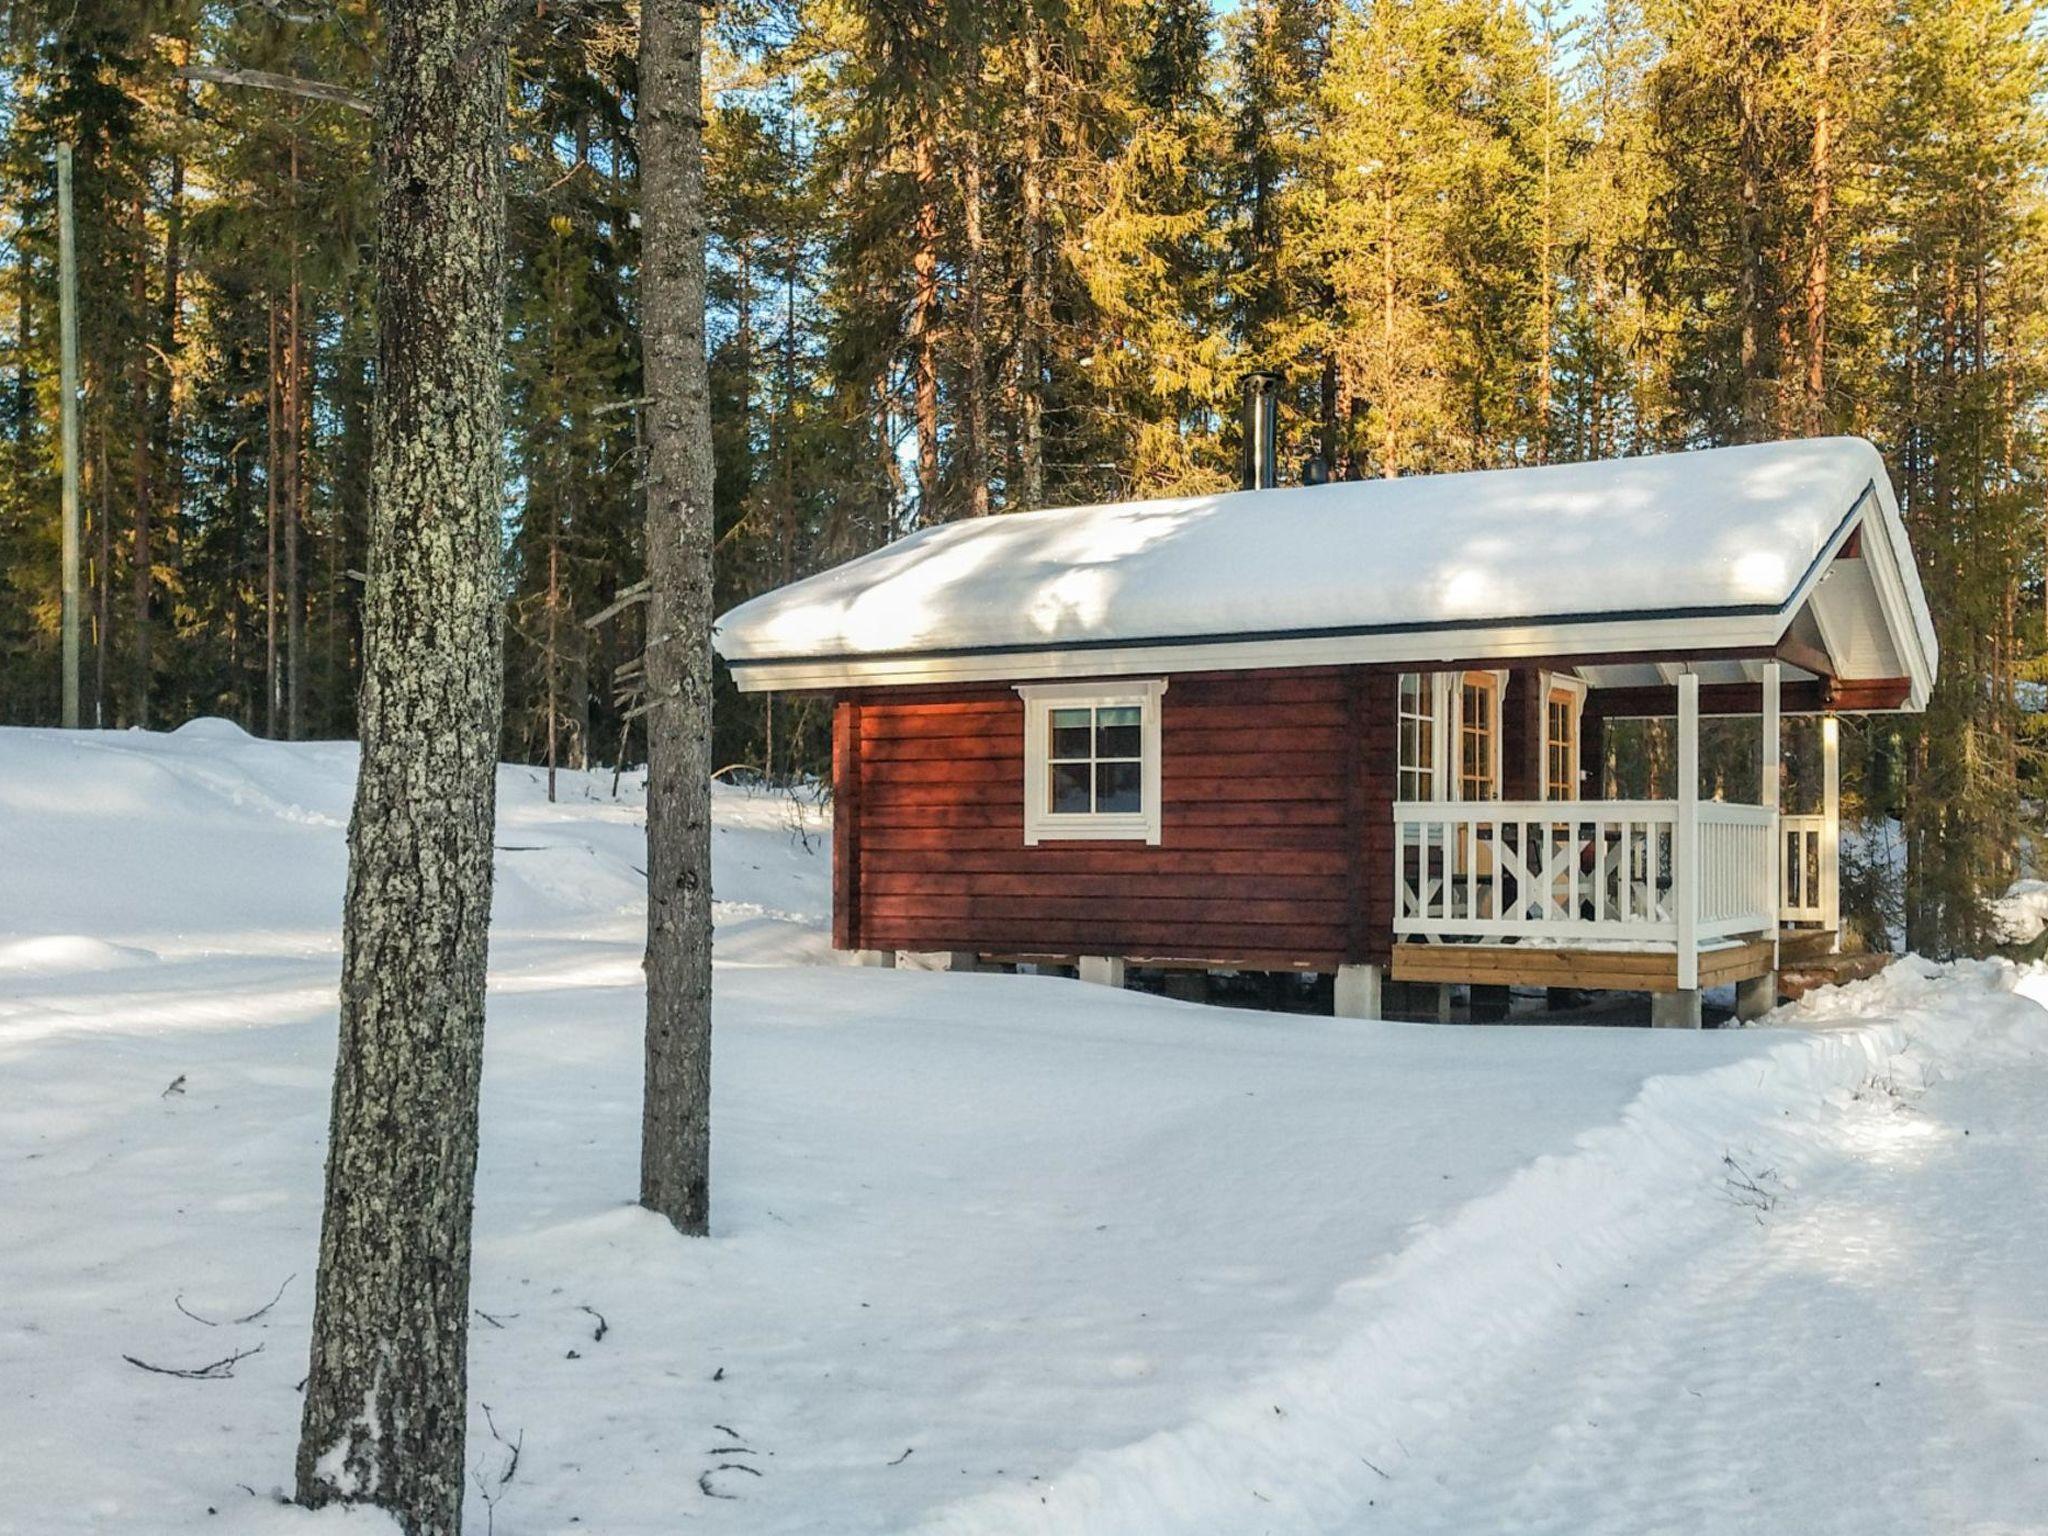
[714,436,1937,1025]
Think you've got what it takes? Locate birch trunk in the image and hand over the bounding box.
[638,0,716,1235]
[293,0,507,1527]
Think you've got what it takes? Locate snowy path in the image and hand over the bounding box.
[1381,1002,2048,1535]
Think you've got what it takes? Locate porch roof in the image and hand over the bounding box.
[714,436,1937,708]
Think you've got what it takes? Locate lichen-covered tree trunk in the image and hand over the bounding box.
[638,0,716,1234]
[294,1,506,1530]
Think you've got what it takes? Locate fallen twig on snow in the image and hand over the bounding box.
[174,1273,294,1327]
[123,1342,264,1379]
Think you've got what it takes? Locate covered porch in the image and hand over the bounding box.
[1388,662,1844,1026]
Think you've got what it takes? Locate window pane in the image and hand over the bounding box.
[1050,708,1093,760]
[1096,706,1142,759]
[1096,760,1142,813]
[1050,761,1092,813]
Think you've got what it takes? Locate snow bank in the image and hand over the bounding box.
[916,960,2046,1536]
[1992,878,2048,945]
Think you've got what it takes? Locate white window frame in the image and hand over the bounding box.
[1539,671,1589,802]
[1450,669,1506,802]
[1397,672,1438,802]
[1017,679,1167,845]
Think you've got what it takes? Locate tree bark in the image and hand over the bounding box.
[293,0,507,1527]
[1804,0,1834,433]
[910,127,942,521]
[287,146,307,740]
[130,199,151,728]
[961,92,990,517]
[267,302,281,738]
[638,0,716,1235]
[1018,21,1048,509]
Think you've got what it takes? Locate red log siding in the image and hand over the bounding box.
[836,667,1398,969]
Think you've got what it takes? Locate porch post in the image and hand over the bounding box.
[1762,661,1781,983]
[1822,713,1842,952]
[1674,671,1699,993]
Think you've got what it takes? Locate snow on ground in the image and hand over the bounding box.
[1993,877,2048,946]
[2,723,2045,1535]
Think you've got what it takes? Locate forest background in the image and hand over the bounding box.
[1,0,2042,954]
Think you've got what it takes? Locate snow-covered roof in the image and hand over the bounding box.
[715,436,1938,707]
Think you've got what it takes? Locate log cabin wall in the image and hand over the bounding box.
[833,667,1398,970]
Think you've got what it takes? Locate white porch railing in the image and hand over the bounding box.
[1780,814,1827,925]
[1393,799,1778,955]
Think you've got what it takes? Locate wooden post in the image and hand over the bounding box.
[1761,660,1781,977]
[1821,713,1841,952]
[57,143,81,728]
[1674,671,1699,992]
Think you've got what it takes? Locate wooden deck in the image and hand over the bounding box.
[1391,938,1776,993]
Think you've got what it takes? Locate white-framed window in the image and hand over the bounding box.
[1398,673,1436,801]
[1540,672,1588,801]
[1453,670,1505,801]
[1017,679,1167,845]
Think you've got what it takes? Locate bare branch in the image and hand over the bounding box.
[123,1343,265,1380]
[173,1274,294,1327]
[176,64,370,116]
[583,580,651,630]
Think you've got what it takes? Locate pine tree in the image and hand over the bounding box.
[294,0,508,1526]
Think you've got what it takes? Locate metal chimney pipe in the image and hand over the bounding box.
[1241,370,1282,491]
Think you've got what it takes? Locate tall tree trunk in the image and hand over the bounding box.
[267,302,281,738]
[286,198,306,740]
[130,203,151,729]
[1735,72,1767,439]
[910,127,942,520]
[1804,0,1834,433]
[293,0,508,1526]
[546,534,560,802]
[639,0,716,1236]
[230,425,248,722]
[961,94,990,517]
[1535,12,1555,463]
[1018,23,1048,509]
[161,112,186,576]
[95,431,110,725]
[1380,177,1399,478]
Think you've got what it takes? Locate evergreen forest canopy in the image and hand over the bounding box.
[0,0,2044,955]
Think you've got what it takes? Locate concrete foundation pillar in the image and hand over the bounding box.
[1735,971,1779,1022]
[1078,955,1127,989]
[936,951,981,973]
[1334,963,1384,1020]
[1651,989,1703,1029]
[852,949,897,968]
